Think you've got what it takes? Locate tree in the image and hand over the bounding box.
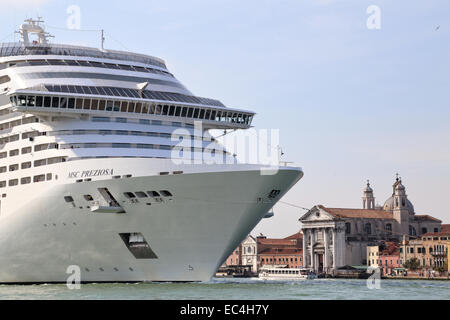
[404,258,420,271]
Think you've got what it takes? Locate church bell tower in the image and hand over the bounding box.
[392,177,410,236]
[362,180,375,209]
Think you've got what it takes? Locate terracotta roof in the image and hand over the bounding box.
[380,249,400,256]
[284,231,303,240]
[440,224,450,233]
[415,215,442,223]
[381,242,399,255]
[257,239,296,246]
[318,205,394,219]
[259,248,302,255]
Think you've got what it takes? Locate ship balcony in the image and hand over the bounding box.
[9,91,254,130]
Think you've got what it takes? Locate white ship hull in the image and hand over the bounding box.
[0,158,302,283]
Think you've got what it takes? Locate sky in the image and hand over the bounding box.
[1,0,449,237]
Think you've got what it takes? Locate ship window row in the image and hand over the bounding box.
[0,157,67,174]
[0,142,59,157]
[124,190,173,199]
[0,173,53,188]
[0,131,49,146]
[59,143,228,154]
[0,43,166,69]
[19,84,225,107]
[47,129,215,142]
[8,59,173,77]
[11,94,252,125]
[22,72,183,90]
[0,115,39,132]
[0,135,221,158]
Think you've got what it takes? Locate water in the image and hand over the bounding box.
[0,278,448,300]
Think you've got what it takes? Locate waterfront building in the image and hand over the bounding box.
[241,235,258,273]
[223,232,304,272]
[300,177,443,274]
[257,232,302,251]
[258,247,303,268]
[400,231,449,271]
[367,246,380,268]
[224,245,241,267]
[222,234,258,273]
[378,243,401,276]
[257,232,303,269]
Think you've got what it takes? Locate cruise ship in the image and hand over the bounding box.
[0,19,303,283]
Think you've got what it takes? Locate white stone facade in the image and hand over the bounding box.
[241,235,258,273]
[300,178,442,274]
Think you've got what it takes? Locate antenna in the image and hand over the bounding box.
[18,17,53,45]
[101,29,105,51]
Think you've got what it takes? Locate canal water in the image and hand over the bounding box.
[0,277,448,300]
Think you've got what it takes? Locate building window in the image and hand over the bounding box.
[345,222,351,234]
[409,225,417,236]
[364,223,372,235]
[385,223,392,234]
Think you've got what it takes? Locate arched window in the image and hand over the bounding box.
[409,225,417,236]
[385,223,392,235]
[345,222,351,234]
[364,223,372,235]
[421,227,427,234]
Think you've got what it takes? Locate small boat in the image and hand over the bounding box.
[258,267,317,280]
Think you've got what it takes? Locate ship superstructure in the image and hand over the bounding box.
[0,19,303,283]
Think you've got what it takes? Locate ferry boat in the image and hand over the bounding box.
[259,267,316,280]
[0,19,303,283]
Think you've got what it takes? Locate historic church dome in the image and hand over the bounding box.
[383,177,414,213]
[383,196,415,213]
